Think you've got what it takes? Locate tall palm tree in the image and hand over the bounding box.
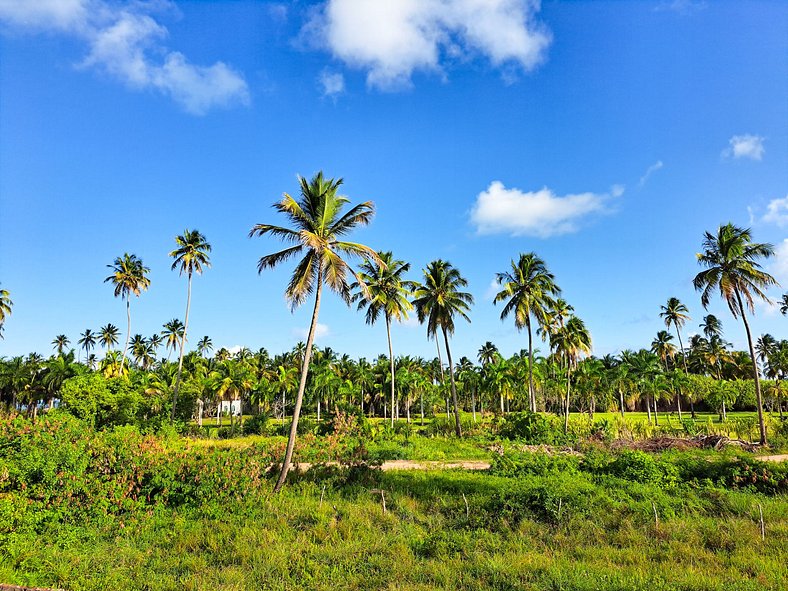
[659,297,690,373]
[250,171,378,492]
[352,251,417,427]
[412,260,474,436]
[700,314,723,340]
[0,284,12,339]
[98,323,120,354]
[551,315,592,432]
[196,336,213,358]
[77,329,96,366]
[494,253,560,412]
[659,297,691,418]
[52,335,70,355]
[693,223,778,444]
[105,253,150,374]
[650,330,676,371]
[149,333,163,359]
[161,319,185,361]
[169,229,212,420]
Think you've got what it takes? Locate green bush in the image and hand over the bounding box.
[605,450,678,487]
[490,451,581,477]
[498,411,567,444]
[242,413,270,435]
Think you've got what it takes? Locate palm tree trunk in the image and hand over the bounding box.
[736,290,767,444]
[171,271,192,420]
[386,314,395,428]
[527,319,536,412]
[442,327,462,437]
[619,389,625,418]
[120,299,131,374]
[674,325,686,420]
[563,366,571,433]
[274,276,323,493]
[471,386,477,422]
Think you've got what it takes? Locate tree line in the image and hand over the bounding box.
[1,171,786,489]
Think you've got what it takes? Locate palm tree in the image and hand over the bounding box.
[161,319,185,361]
[250,171,378,492]
[659,298,690,372]
[98,323,120,354]
[650,330,676,371]
[0,284,12,339]
[105,253,151,374]
[659,297,691,418]
[494,253,560,412]
[693,223,778,444]
[169,229,212,420]
[197,336,213,358]
[700,314,723,340]
[52,335,70,355]
[780,293,788,316]
[412,260,474,436]
[352,251,417,427]
[551,315,592,432]
[149,333,163,359]
[77,329,97,365]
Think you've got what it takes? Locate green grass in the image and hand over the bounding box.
[2,469,786,591]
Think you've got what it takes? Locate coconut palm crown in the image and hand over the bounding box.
[250,171,378,492]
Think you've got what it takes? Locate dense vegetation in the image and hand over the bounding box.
[0,412,786,590]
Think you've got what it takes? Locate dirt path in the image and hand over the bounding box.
[291,459,492,472]
[757,454,788,462]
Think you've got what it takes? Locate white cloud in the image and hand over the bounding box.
[470,181,622,238]
[304,0,551,90]
[319,69,345,98]
[723,134,765,161]
[0,0,249,115]
[292,323,330,340]
[638,160,663,187]
[484,278,500,301]
[401,314,421,328]
[762,195,788,228]
[226,345,243,356]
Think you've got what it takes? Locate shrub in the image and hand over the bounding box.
[498,412,566,444]
[490,451,581,478]
[605,450,678,486]
[242,413,270,436]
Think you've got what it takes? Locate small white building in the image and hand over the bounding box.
[218,399,242,417]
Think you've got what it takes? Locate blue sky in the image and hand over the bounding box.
[1,0,786,363]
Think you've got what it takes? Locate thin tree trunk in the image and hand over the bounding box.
[172,271,192,420]
[563,366,571,433]
[386,314,396,428]
[527,319,536,412]
[619,389,625,418]
[653,395,659,425]
[442,328,462,437]
[420,391,424,425]
[120,299,131,374]
[646,393,652,423]
[472,386,476,422]
[274,276,323,493]
[736,290,767,444]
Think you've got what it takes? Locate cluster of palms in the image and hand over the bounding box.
[0,173,784,489]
